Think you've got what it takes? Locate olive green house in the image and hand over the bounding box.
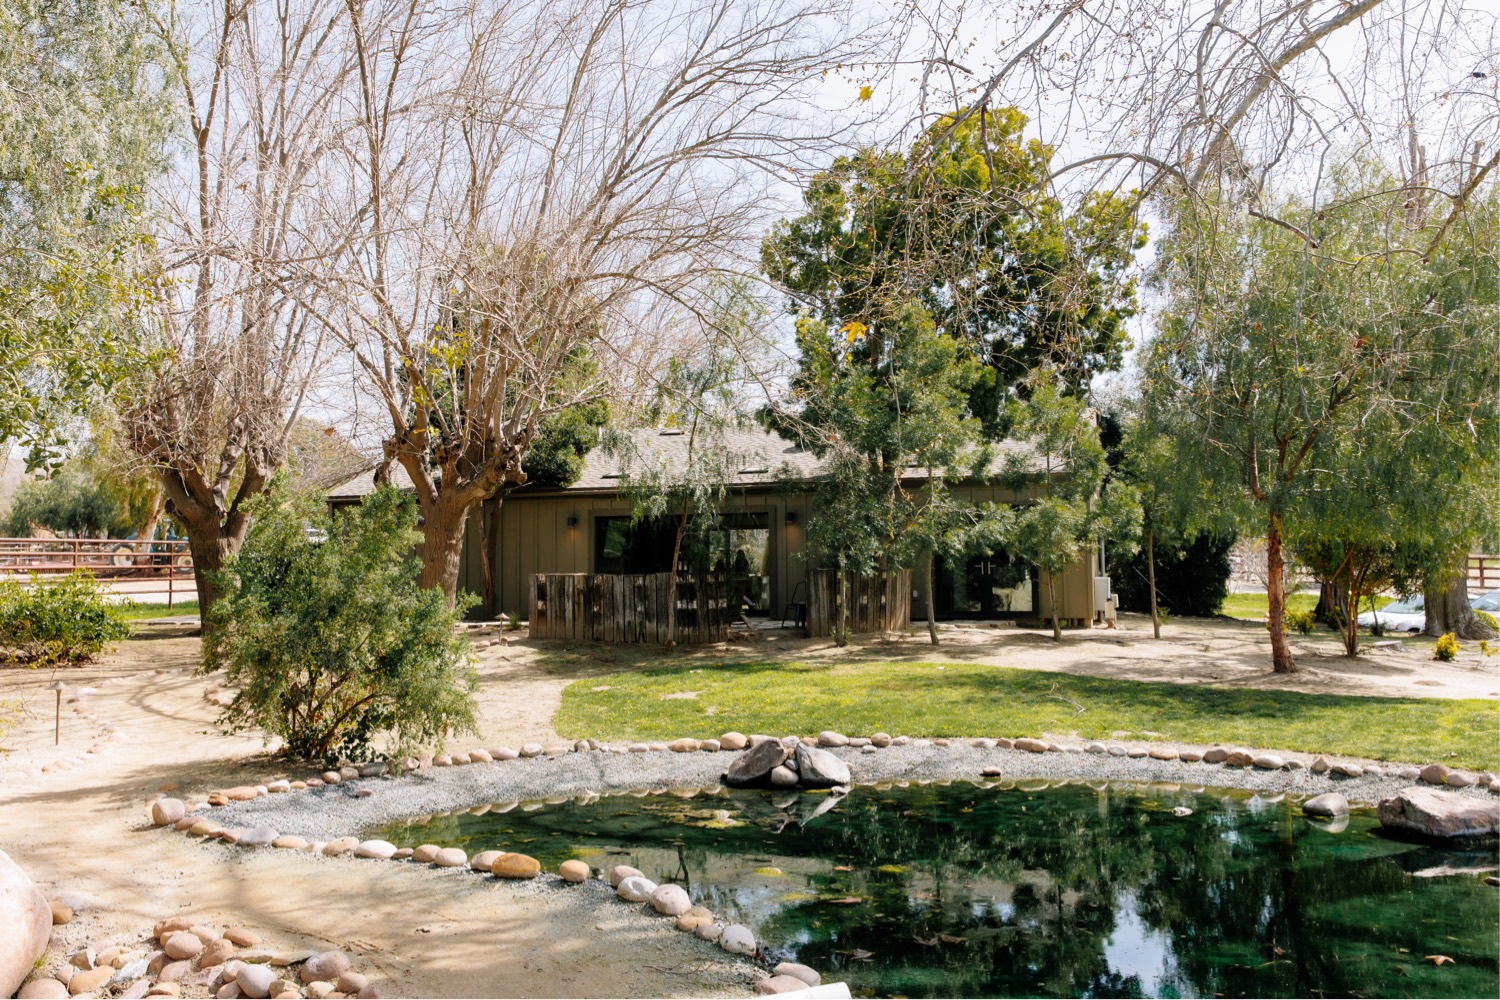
[328,426,1112,630]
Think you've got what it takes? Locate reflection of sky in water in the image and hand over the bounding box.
[1105,891,1192,999]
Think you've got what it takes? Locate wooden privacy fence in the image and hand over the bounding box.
[1468,553,1499,593]
[806,568,911,637]
[0,537,194,607]
[527,572,731,644]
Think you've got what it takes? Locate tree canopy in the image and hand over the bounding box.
[1141,170,1500,667]
[0,0,169,467]
[762,107,1146,426]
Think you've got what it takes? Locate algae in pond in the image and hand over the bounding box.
[369,783,1499,999]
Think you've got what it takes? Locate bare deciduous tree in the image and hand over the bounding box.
[121,0,354,618]
[323,0,868,601]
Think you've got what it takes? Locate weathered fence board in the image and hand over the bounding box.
[1468,553,1498,594]
[528,572,730,644]
[805,569,912,637]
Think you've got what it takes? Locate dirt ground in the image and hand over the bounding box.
[0,612,1495,999]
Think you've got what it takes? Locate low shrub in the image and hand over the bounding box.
[0,570,130,664]
[1432,632,1460,662]
[1476,609,1500,633]
[204,484,479,764]
[1284,608,1317,636]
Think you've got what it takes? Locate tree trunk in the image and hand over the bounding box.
[665,509,688,649]
[418,499,471,605]
[1146,527,1160,640]
[1424,564,1497,640]
[835,565,849,647]
[1266,511,1298,673]
[137,494,163,547]
[1329,575,1358,656]
[925,552,938,645]
[1047,572,1061,642]
[1312,578,1350,628]
[181,520,243,630]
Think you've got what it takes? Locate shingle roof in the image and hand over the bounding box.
[327,425,1043,501]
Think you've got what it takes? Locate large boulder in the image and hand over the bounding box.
[1377,786,1499,840]
[724,741,788,787]
[0,849,52,999]
[794,744,851,788]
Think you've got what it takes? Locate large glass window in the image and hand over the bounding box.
[935,551,1038,619]
[593,513,771,613]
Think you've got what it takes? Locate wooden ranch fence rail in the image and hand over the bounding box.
[806,569,911,638]
[527,572,731,644]
[0,537,194,607]
[1468,553,1499,593]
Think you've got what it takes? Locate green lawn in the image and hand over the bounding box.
[117,600,199,622]
[1218,591,1317,620]
[1216,591,1393,621]
[556,659,1500,770]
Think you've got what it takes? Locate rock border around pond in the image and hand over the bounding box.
[144,724,1500,998]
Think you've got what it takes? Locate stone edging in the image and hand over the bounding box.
[147,726,1500,997]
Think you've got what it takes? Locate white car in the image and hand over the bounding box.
[1357,596,1425,634]
[1471,589,1500,614]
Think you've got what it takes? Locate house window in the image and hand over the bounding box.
[934,550,1039,619]
[592,512,772,615]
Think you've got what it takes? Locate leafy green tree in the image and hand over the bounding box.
[3,414,164,539]
[1143,172,1500,670]
[762,107,1145,425]
[203,484,479,764]
[1002,382,1140,641]
[1111,532,1235,624]
[4,467,124,538]
[1112,410,1238,637]
[0,0,169,466]
[770,304,1004,645]
[522,401,610,487]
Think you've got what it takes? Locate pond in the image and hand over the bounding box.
[369,782,1500,999]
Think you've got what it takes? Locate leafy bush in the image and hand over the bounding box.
[0,571,130,664]
[1432,632,1460,662]
[1476,609,1500,633]
[1112,532,1234,619]
[1284,608,1317,635]
[204,484,479,764]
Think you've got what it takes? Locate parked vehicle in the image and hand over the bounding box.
[1356,596,1425,634]
[1470,589,1500,613]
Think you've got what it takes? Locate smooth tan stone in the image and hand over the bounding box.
[558,859,590,883]
[162,932,202,961]
[223,929,260,948]
[433,848,468,868]
[491,853,540,879]
[321,837,359,857]
[67,967,114,995]
[200,939,235,968]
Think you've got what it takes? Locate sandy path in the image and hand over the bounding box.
[604,612,1500,701]
[0,631,750,999]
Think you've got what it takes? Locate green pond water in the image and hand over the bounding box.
[370,782,1500,998]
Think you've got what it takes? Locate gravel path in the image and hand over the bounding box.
[208,741,1495,841]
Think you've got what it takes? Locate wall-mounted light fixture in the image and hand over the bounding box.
[785,510,798,524]
[567,514,579,527]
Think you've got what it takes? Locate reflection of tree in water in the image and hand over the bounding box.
[369,784,1499,999]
